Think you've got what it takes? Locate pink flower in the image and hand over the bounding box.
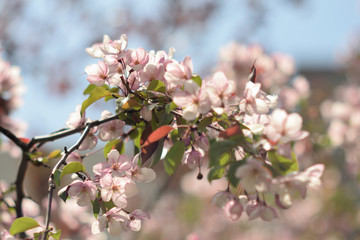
[100,174,135,208]
[264,109,309,144]
[235,158,272,193]
[239,81,277,115]
[92,207,129,236]
[78,125,98,150]
[246,200,278,221]
[183,148,203,169]
[211,191,235,208]
[98,110,125,141]
[85,61,109,86]
[123,209,151,232]
[66,150,82,163]
[67,180,97,206]
[206,71,237,114]
[128,154,156,183]
[139,62,165,83]
[93,150,132,178]
[126,47,149,71]
[164,56,193,88]
[65,105,86,129]
[173,80,211,121]
[224,199,243,221]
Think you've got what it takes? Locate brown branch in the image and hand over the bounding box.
[42,113,122,239]
[15,152,30,238]
[0,125,28,151]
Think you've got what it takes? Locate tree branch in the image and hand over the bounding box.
[0,125,28,151]
[42,114,121,239]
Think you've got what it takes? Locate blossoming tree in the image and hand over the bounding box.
[0,34,324,239]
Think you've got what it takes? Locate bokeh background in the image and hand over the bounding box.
[1,0,360,239]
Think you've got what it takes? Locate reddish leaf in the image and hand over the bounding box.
[219,125,242,139]
[19,138,30,144]
[141,125,174,148]
[140,124,160,164]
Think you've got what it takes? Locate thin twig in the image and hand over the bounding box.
[42,124,91,239]
[42,114,122,239]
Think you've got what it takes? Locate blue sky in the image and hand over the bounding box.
[3,0,360,141]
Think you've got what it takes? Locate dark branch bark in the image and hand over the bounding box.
[0,125,28,151]
[42,114,121,239]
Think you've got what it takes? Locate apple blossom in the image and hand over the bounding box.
[164,56,193,88]
[206,71,237,114]
[92,207,129,236]
[235,158,272,193]
[264,109,309,144]
[97,110,125,141]
[126,47,149,71]
[122,209,151,232]
[99,173,132,208]
[85,61,109,86]
[224,199,243,221]
[67,180,97,207]
[173,80,211,120]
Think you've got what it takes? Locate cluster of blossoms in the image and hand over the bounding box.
[0,56,26,157]
[320,42,360,178]
[215,42,310,111]
[0,34,324,239]
[75,34,324,229]
[61,149,155,235]
[321,83,360,177]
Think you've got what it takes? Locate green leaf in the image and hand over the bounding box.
[50,230,62,240]
[10,217,40,236]
[121,97,142,110]
[147,80,166,94]
[81,87,112,115]
[165,102,177,114]
[150,139,164,167]
[54,169,62,186]
[228,160,246,187]
[197,116,214,132]
[60,162,85,179]
[191,75,202,87]
[130,127,143,155]
[268,151,298,176]
[104,138,122,158]
[58,187,69,203]
[208,165,226,182]
[209,140,237,167]
[47,149,62,160]
[92,199,100,218]
[164,141,185,176]
[83,84,97,95]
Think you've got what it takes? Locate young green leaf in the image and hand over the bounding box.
[164,141,185,176]
[209,140,237,167]
[208,165,226,182]
[81,87,112,115]
[10,217,40,236]
[60,162,85,179]
[147,80,166,94]
[268,151,299,176]
[54,169,62,186]
[104,138,122,158]
[92,199,100,218]
[191,75,202,87]
[50,230,62,240]
[58,187,69,203]
[47,149,62,160]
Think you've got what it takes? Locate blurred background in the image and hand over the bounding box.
[1,0,360,239]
